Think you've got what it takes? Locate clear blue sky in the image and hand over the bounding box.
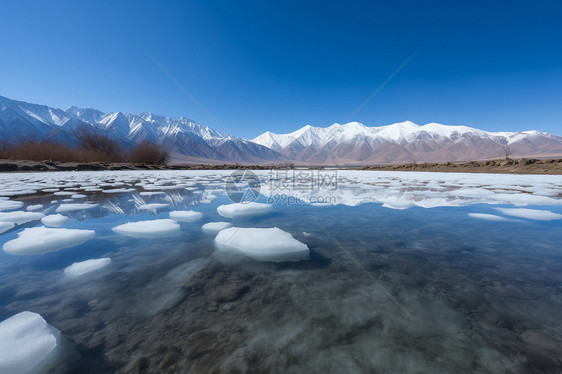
[1,0,561,138]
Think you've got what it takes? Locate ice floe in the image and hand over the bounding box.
[102,188,136,194]
[41,214,70,227]
[214,227,309,262]
[0,311,61,374]
[201,221,232,234]
[112,219,181,238]
[137,203,170,211]
[26,204,43,211]
[0,211,45,225]
[169,210,203,222]
[0,222,15,234]
[65,257,112,277]
[53,191,74,196]
[0,200,24,211]
[217,202,273,219]
[495,208,562,221]
[468,213,513,221]
[55,203,98,213]
[3,227,95,255]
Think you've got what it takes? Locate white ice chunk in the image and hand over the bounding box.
[26,204,43,211]
[201,221,232,234]
[0,222,15,234]
[495,208,562,221]
[214,227,309,262]
[0,311,60,374]
[41,188,60,193]
[217,202,273,219]
[3,227,95,255]
[169,210,203,222]
[137,203,170,211]
[71,194,87,199]
[139,191,166,196]
[0,200,24,211]
[55,203,98,213]
[468,213,512,221]
[41,214,70,227]
[64,257,111,277]
[101,188,136,194]
[112,219,180,238]
[53,191,74,196]
[0,211,45,225]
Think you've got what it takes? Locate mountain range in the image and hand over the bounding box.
[2,95,562,165]
[253,121,562,164]
[0,95,282,163]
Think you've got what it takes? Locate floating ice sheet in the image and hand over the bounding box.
[468,213,512,221]
[214,227,309,262]
[0,311,61,374]
[169,210,203,222]
[102,188,136,194]
[495,208,562,221]
[0,222,15,234]
[26,204,43,211]
[137,203,170,211]
[65,257,111,277]
[55,203,98,213]
[0,211,45,225]
[112,219,181,238]
[41,214,70,227]
[201,221,232,234]
[0,200,24,211]
[217,202,273,219]
[3,227,95,255]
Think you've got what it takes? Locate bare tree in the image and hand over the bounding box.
[74,126,123,160]
[502,143,512,159]
[74,126,119,153]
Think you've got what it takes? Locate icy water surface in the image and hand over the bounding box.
[0,170,562,373]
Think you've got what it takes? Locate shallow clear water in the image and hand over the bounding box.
[1,170,562,373]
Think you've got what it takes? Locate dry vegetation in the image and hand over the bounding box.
[0,127,169,165]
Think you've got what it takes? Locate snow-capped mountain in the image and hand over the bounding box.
[252,121,562,164]
[0,95,284,163]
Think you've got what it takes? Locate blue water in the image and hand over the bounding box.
[0,170,561,373]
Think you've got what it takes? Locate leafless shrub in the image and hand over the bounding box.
[74,126,123,161]
[502,143,512,159]
[129,141,169,165]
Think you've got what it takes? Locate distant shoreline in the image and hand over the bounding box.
[1,158,562,174]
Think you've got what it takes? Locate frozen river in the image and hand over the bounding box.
[0,170,561,373]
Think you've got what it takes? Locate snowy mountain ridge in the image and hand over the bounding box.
[252,121,562,164]
[0,95,283,163]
